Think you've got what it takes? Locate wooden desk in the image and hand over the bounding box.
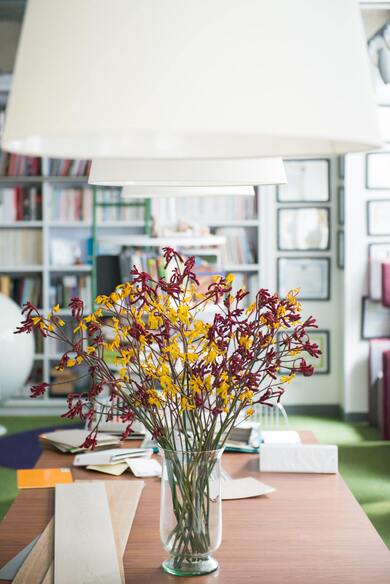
[1,431,390,583]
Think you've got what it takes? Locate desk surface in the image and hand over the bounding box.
[1,431,390,583]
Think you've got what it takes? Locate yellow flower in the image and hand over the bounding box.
[73,321,87,334]
[86,346,96,355]
[280,373,296,384]
[239,335,253,350]
[67,359,76,368]
[226,273,235,284]
[53,304,60,313]
[180,396,195,413]
[246,407,255,416]
[58,319,65,327]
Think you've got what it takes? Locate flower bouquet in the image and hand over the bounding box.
[16,247,320,576]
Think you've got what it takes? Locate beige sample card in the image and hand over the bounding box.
[222,477,275,500]
[54,482,122,584]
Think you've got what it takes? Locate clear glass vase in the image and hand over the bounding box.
[160,448,223,576]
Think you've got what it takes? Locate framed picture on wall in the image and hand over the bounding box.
[368,242,390,260]
[277,257,331,300]
[377,105,390,143]
[277,207,330,251]
[338,156,345,179]
[361,297,390,339]
[367,200,390,235]
[276,159,330,202]
[337,230,344,269]
[366,152,390,189]
[277,329,330,375]
[338,186,345,225]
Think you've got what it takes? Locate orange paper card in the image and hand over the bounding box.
[17,468,73,489]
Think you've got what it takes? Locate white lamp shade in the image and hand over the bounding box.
[89,158,286,187]
[122,185,255,198]
[3,0,381,159]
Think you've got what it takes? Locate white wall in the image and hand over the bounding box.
[260,159,344,410]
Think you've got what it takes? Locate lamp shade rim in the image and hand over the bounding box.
[2,130,382,160]
[88,157,287,187]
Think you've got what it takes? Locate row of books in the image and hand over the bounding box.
[215,227,256,265]
[49,275,91,308]
[0,187,42,221]
[0,274,42,307]
[96,190,145,222]
[0,229,42,265]
[50,188,146,222]
[0,152,41,176]
[47,158,91,177]
[51,188,93,222]
[152,193,258,224]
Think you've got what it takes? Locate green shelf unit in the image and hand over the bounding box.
[91,188,152,306]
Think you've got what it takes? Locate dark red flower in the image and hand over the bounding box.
[30,382,49,398]
[69,297,84,320]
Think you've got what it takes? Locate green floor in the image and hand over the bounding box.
[0,415,389,548]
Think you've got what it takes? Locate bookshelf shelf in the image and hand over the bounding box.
[48,220,145,228]
[207,219,259,227]
[0,221,43,228]
[49,264,92,272]
[97,234,227,247]
[0,176,43,184]
[0,265,43,272]
[224,264,260,272]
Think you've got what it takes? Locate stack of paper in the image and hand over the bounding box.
[225,422,262,453]
[39,429,120,454]
[73,448,154,476]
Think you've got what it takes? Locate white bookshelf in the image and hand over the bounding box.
[0,175,261,413]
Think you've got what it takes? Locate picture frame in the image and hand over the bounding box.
[368,242,390,260]
[338,156,345,180]
[377,105,390,143]
[361,296,390,339]
[277,329,330,375]
[366,152,390,190]
[337,186,345,225]
[277,257,331,301]
[367,199,390,236]
[276,159,330,202]
[337,230,344,270]
[277,207,330,251]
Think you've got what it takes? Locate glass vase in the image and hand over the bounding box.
[160,448,223,576]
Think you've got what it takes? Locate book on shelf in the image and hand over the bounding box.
[51,187,93,222]
[0,229,42,265]
[47,158,91,177]
[0,274,42,307]
[49,274,91,308]
[230,272,259,303]
[214,227,256,265]
[0,186,42,221]
[0,151,41,176]
[152,193,258,225]
[96,189,146,222]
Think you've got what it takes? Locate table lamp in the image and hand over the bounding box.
[2,0,381,159]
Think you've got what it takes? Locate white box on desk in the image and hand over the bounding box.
[259,444,338,474]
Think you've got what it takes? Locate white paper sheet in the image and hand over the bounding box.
[222,477,275,500]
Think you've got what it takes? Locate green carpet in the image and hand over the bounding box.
[0,415,389,549]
